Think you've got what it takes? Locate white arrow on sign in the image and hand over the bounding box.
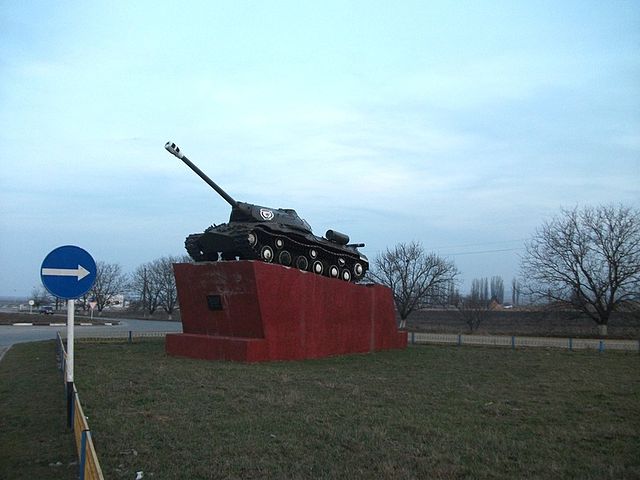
[41,265,91,281]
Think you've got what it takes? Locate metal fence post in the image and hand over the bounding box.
[569,338,573,351]
[70,392,76,432]
[457,334,462,346]
[511,336,516,350]
[57,340,61,371]
[411,332,415,345]
[128,331,132,344]
[599,340,604,353]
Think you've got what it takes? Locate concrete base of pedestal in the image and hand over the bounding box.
[166,261,406,362]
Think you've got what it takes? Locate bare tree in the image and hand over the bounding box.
[470,278,489,303]
[130,263,161,316]
[459,299,490,333]
[368,241,459,328]
[129,255,188,318]
[151,256,183,319]
[447,279,461,306]
[490,276,504,304]
[482,277,489,304]
[90,262,129,313]
[511,277,521,306]
[521,205,640,335]
[456,278,494,333]
[31,286,52,307]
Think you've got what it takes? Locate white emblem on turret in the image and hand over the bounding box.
[260,208,274,221]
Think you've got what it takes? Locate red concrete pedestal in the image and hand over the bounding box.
[166,261,406,362]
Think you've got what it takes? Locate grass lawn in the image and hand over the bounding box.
[0,342,77,479]
[3,341,640,479]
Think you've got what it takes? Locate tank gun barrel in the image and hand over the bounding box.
[165,141,238,208]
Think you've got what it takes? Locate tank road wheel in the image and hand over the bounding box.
[329,265,340,278]
[247,231,258,247]
[312,260,324,275]
[185,235,206,261]
[309,248,318,259]
[295,256,309,271]
[260,245,274,262]
[278,250,292,266]
[353,263,364,278]
[190,250,205,261]
[275,237,285,249]
[341,269,352,282]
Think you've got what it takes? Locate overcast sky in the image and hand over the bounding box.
[1,1,639,298]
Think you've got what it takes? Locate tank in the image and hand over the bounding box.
[165,141,369,282]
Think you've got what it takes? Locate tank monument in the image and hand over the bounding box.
[163,142,406,362]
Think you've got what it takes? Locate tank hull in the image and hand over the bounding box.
[185,222,369,282]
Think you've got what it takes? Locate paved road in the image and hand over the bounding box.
[0,318,182,348]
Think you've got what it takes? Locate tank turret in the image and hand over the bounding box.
[165,141,369,282]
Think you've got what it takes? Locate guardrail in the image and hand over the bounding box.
[56,333,105,480]
[407,332,640,352]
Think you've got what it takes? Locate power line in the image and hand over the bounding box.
[429,239,527,250]
[443,247,523,257]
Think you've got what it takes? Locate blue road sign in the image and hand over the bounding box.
[40,245,97,299]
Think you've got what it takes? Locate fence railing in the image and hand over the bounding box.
[56,333,105,480]
[61,330,170,343]
[407,332,640,352]
[62,329,640,353]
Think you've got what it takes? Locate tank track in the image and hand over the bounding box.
[184,227,367,282]
[235,225,367,282]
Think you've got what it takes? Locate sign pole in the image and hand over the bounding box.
[40,245,96,431]
[66,298,75,429]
